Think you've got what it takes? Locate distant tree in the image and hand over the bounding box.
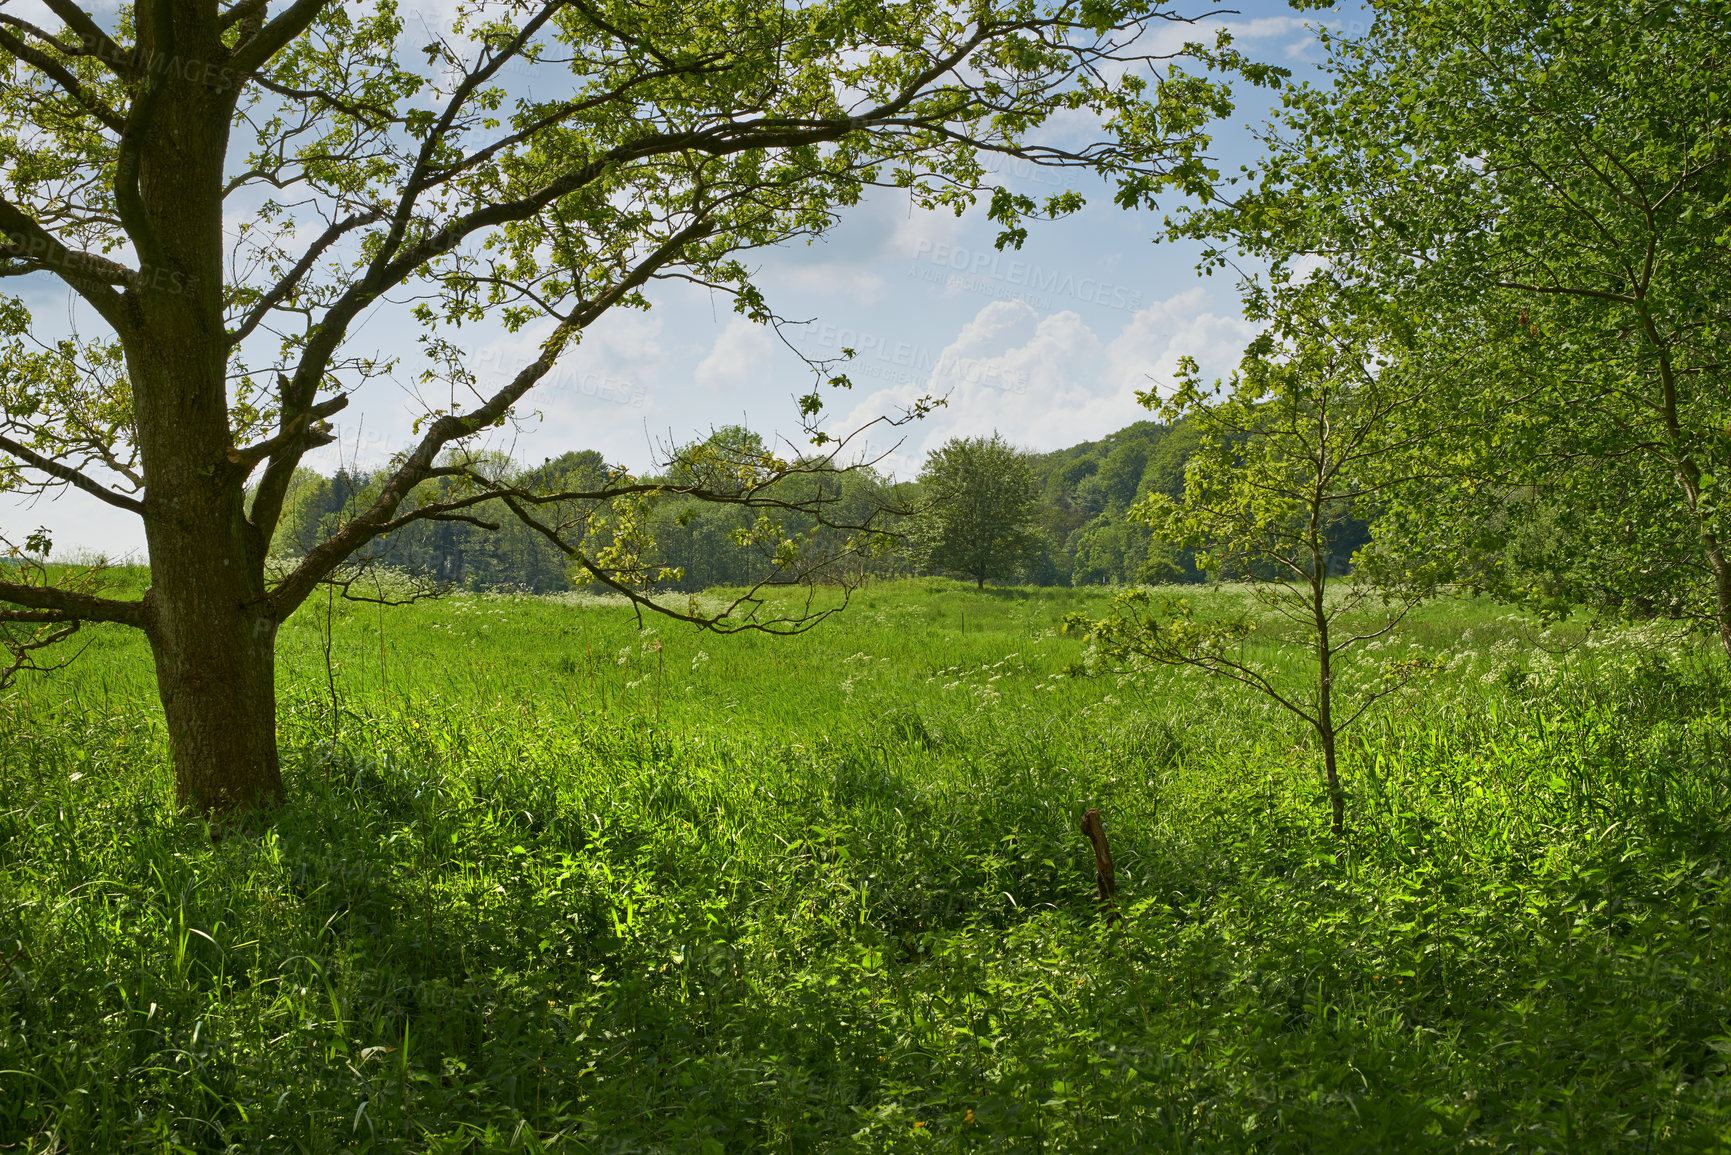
[1097,440,1151,512]
[269,468,337,559]
[912,434,1040,589]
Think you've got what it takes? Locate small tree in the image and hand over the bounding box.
[1069,288,1448,836]
[912,433,1040,589]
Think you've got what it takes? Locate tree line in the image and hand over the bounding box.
[265,420,1333,593]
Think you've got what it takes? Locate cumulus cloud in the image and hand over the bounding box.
[832,291,1256,476]
[695,319,776,387]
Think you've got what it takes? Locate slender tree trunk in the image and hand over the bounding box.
[1318,701,1343,839]
[1311,547,1343,837]
[1706,535,1731,657]
[1642,310,1731,655]
[1316,646,1343,836]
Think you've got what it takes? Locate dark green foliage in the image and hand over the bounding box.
[1181,0,1731,645]
[263,420,1358,594]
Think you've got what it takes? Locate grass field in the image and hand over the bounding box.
[4,575,1731,1151]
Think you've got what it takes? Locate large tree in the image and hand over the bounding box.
[1180,0,1731,648]
[0,0,1278,814]
[912,432,1040,588]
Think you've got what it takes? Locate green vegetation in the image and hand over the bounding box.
[260,419,1227,596]
[3,1,1730,1148]
[909,434,1040,589]
[0,0,1271,813]
[6,578,1731,1150]
[1182,0,1731,649]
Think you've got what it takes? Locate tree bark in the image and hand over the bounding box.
[1706,535,1731,658]
[126,16,284,814]
[145,570,285,813]
[135,378,287,812]
[1079,807,1118,923]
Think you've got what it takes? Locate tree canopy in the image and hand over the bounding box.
[1181,0,1731,648]
[911,433,1040,589]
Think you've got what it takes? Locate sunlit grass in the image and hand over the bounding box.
[3,577,1729,1150]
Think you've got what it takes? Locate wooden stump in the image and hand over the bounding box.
[1079,807,1118,923]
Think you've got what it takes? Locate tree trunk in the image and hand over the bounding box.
[1311,554,1343,837]
[145,558,284,814]
[1319,711,1343,839]
[124,24,282,815]
[1706,535,1731,658]
[135,347,284,814]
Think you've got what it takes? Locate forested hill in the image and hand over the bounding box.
[1022,419,1205,586]
[266,420,1369,593]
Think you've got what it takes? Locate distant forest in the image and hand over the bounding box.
[267,420,1371,592]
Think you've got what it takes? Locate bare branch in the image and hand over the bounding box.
[0,619,84,691]
[501,491,861,636]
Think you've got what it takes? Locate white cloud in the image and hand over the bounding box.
[832,290,1256,477]
[780,263,887,304]
[1103,288,1258,401]
[695,319,776,387]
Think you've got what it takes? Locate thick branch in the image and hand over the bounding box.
[1492,279,1639,305]
[267,218,713,618]
[245,386,347,548]
[229,0,336,76]
[221,0,270,32]
[0,607,75,623]
[280,12,1016,411]
[0,579,149,627]
[0,434,146,514]
[0,196,134,330]
[228,392,346,472]
[39,0,133,76]
[227,208,385,346]
[112,0,173,273]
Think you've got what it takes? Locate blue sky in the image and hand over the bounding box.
[5,1,1356,560]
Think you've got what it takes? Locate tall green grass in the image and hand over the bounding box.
[3,578,1730,1151]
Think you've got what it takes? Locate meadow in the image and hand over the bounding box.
[4,575,1731,1151]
